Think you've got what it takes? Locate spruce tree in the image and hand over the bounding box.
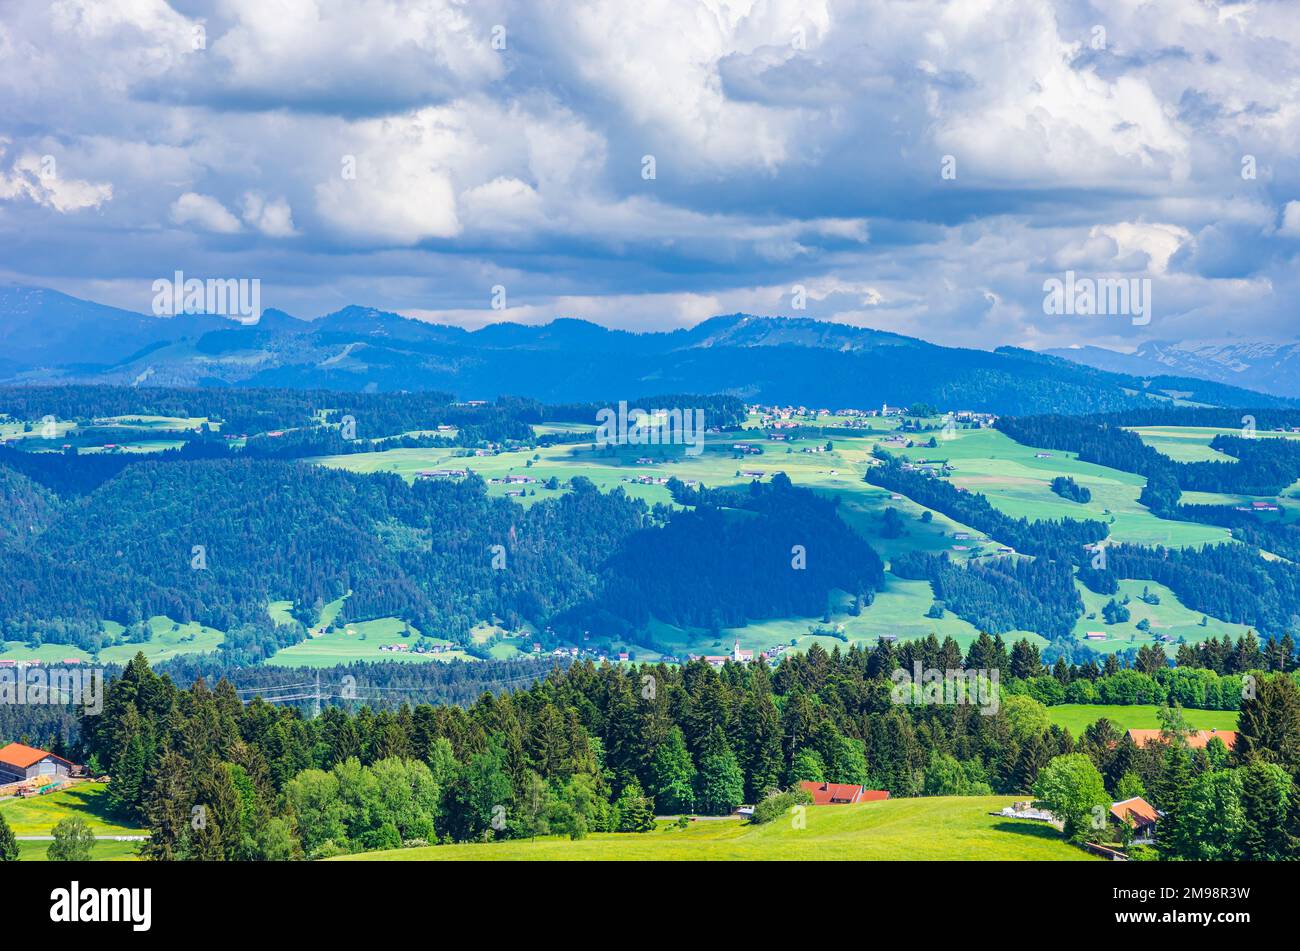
[647,727,695,814]
[742,674,784,801]
[1155,742,1193,859]
[1235,673,1300,772]
[694,727,745,815]
[0,812,18,861]
[1240,759,1292,861]
[614,779,656,832]
[142,747,195,861]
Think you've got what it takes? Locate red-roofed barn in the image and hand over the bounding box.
[0,742,75,784]
[799,781,890,805]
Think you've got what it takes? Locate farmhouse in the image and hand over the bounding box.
[1126,728,1238,750]
[416,468,468,480]
[799,781,890,805]
[0,742,75,784]
[1110,796,1159,842]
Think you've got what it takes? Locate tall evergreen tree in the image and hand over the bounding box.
[1240,759,1293,861]
[742,672,784,800]
[1235,673,1300,773]
[647,727,695,814]
[694,727,745,815]
[0,812,17,862]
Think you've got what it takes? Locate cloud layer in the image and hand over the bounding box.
[2,0,1299,351]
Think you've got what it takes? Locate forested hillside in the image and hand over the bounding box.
[0,458,881,659]
[576,475,885,634]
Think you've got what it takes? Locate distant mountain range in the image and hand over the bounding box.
[1047,339,1300,400]
[1,284,1293,415]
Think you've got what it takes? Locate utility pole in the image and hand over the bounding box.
[312,670,321,719]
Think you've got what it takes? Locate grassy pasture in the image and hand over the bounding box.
[0,414,211,455]
[335,795,1093,861]
[1071,578,1251,653]
[1129,425,1300,461]
[0,782,145,837]
[17,838,141,861]
[267,616,471,667]
[0,616,223,665]
[644,581,1046,663]
[267,599,298,627]
[1045,704,1239,736]
[886,427,1229,548]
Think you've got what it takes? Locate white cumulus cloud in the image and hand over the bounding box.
[169,191,242,233]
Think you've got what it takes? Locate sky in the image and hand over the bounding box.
[1,0,1298,352]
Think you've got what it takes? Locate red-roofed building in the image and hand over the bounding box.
[1126,728,1238,751]
[1110,796,1160,843]
[0,742,75,784]
[799,781,890,805]
[1110,796,1159,831]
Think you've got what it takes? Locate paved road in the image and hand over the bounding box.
[16,834,148,841]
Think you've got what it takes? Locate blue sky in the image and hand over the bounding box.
[1,0,1298,351]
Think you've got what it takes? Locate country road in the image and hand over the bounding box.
[16,834,148,841]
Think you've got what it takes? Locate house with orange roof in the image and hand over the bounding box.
[799,781,890,805]
[0,742,76,784]
[1125,728,1238,751]
[1110,796,1160,843]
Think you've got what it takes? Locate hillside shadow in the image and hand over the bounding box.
[992,820,1065,841]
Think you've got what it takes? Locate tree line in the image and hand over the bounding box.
[61,639,1300,860]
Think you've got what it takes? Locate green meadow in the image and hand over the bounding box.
[1,782,146,862]
[0,413,211,455]
[16,838,141,861]
[641,580,1045,664]
[0,616,223,664]
[1045,704,1239,736]
[0,782,145,837]
[886,427,1229,548]
[336,795,1093,861]
[267,616,472,667]
[1130,425,1300,463]
[1071,578,1251,653]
